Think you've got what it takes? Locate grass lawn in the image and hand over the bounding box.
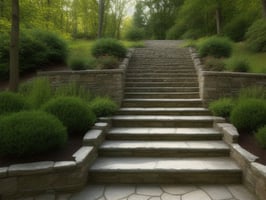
[225,43,266,74]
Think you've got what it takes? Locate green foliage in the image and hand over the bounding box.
[198,36,233,58]
[0,92,29,115]
[226,58,250,72]
[54,82,92,101]
[209,98,235,118]
[91,38,127,58]
[0,111,67,157]
[246,19,266,52]
[97,56,119,69]
[89,97,118,117]
[125,27,145,41]
[224,16,251,42]
[166,24,185,40]
[19,78,52,108]
[68,57,96,70]
[42,97,96,135]
[204,57,225,71]
[256,126,266,148]
[230,99,266,132]
[238,86,266,100]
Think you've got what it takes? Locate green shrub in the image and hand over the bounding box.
[166,24,185,40]
[238,86,266,100]
[54,82,92,101]
[209,98,235,118]
[246,19,266,52]
[68,57,96,70]
[230,99,266,132]
[89,97,118,117]
[198,36,232,58]
[125,27,145,41]
[91,38,127,58]
[0,111,67,157]
[224,16,251,42]
[256,126,266,148]
[226,58,250,72]
[42,97,96,135]
[204,57,225,71]
[0,92,29,115]
[19,78,52,108]
[97,56,119,69]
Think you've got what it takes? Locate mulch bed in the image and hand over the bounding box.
[238,132,266,165]
[0,134,83,167]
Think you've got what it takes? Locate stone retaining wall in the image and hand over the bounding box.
[38,50,133,106]
[189,48,266,105]
[215,123,266,200]
[0,121,111,199]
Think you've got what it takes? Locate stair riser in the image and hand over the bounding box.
[99,149,230,157]
[126,78,198,83]
[122,101,203,108]
[88,171,242,184]
[125,83,198,87]
[116,110,210,116]
[124,93,199,99]
[127,70,196,73]
[112,120,213,128]
[126,74,197,78]
[125,88,199,93]
[106,134,222,141]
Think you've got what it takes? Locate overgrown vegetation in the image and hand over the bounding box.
[256,126,266,148]
[209,98,235,118]
[89,97,118,117]
[225,58,250,72]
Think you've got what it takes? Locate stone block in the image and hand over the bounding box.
[72,146,94,165]
[54,161,76,171]
[9,162,54,176]
[0,168,8,178]
[0,177,17,195]
[83,130,104,147]
[216,123,239,144]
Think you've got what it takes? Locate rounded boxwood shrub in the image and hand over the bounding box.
[0,92,29,115]
[246,19,266,52]
[226,58,250,72]
[68,57,96,70]
[209,98,235,118]
[97,56,119,69]
[42,97,96,135]
[198,36,232,58]
[256,126,266,148]
[0,111,67,157]
[230,99,266,132]
[125,27,145,41]
[89,97,118,117]
[91,38,127,58]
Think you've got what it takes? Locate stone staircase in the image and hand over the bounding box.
[88,41,242,184]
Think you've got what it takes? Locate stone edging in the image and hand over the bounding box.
[214,122,266,200]
[0,120,112,199]
[0,50,134,199]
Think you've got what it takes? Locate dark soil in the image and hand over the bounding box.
[0,134,83,167]
[238,132,266,165]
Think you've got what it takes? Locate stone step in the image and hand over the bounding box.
[125,77,198,83]
[124,92,200,99]
[122,98,203,108]
[107,128,222,141]
[111,115,222,128]
[125,87,199,93]
[89,157,242,184]
[126,73,197,78]
[126,69,196,73]
[117,107,210,116]
[125,82,198,87]
[99,141,230,157]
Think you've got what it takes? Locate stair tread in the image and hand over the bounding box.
[123,98,202,102]
[100,141,229,150]
[90,157,241,171]
[119,107,208,111]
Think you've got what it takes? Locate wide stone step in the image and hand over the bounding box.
[99,141,230,157]
[107,128,222,141]
[89,157,242,184]
[117,107,210,116]
[111,115,222,128]
[126,73,197,78]
[126,69,196,73]
[125,87,199,93]
[126,77,198,83]
[122,99,203,107]
[125,82,198,87]
[124,92,200,99]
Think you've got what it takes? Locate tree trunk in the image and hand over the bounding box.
[9,0,19,91]
[215,7,221,34]
[262,0,266,18]
[98,0,104,38]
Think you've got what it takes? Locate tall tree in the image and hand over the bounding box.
[98,0,104,38]
[9,0,19,91]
